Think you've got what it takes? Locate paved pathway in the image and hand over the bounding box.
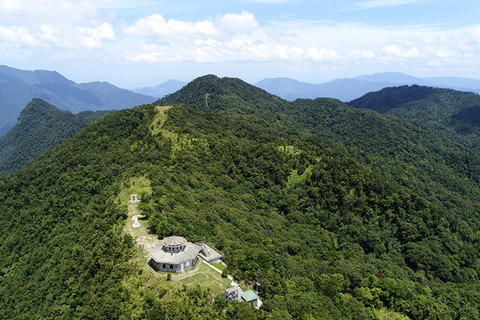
[203,260,222,273]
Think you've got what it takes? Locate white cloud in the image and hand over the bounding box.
[381,45,402,57]
[0,0,115,49]
[472,26,480,40]
[75,23,116,48]
[0,26,37,46]
[0,0,100,25]
[0,0,22,12]
[109,8,480,78]
[123,39,309,63]
[217,10,259,34]
[0,23,115,49]
[121,15,480,72]
[307,47,343,61]
[349,49,375,59]
[2,2,480,81]
[382,45,421,59]
[123,10,261,41]
[123,11,344,64]
[123,14,221,41]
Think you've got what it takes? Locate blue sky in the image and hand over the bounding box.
[1,0,480,88]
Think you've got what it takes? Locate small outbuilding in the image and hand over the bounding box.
[197,242,223,262]
[240,290,259,308]
[225,286,242,302]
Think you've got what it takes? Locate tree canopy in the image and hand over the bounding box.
[1,76,480,319]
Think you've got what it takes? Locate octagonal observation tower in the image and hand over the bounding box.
[149,236,199,272]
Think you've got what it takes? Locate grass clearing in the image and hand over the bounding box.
[171,262,230,292]
[122,200,154,239]
[150,105,172,135]
[210,262,226,272]
[119,176,158,249]
[118,176,152,204]
[278,145,302,155]
[375,308,411,320]
[150,105,203,154]
[151,105,180,150]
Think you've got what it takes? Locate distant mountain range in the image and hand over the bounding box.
[0,65,155,135]
[255,72,480,102]
[3,66,479,135]
[133,79,187,98]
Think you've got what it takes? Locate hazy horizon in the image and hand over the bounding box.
[1,1,479,88]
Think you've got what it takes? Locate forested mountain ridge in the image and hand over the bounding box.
[349,85,480,139]
[2,102,480,319]
[160,76,480,200]
[2,75,480,319]
[0,65,154,135]
[0,98,113,176]
[349,85,480,123]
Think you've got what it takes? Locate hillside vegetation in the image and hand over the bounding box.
[1,76,480,319]
[350,85,480,143]
[162,76,480,199]
[0,99,113,176]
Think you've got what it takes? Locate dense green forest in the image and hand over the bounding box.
[350,85,480,144]
[161,76,480,200]
[0,98,113,176]
[1,76,480,319]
